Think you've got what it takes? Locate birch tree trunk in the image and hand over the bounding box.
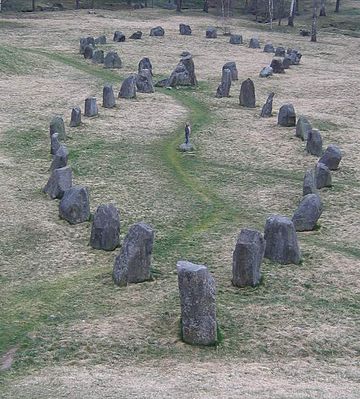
[319,0,326,16]
[311,0,318,42]
[288,0,296,26]
[335,0,340,12]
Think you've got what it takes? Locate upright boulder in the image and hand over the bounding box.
[179,23,192,35]
[50,144,68,171]
[113,222,154,286]
[70,107,81,127]
[306,129,323,156]
[113,31,125,42]
[177,261,217,346]
[232,229,265,287]
[119,75,137,99]
[59,185,90,225]
[150,26,165,36]
[264,215,301,264]
[43,166,72,199]
[278,104,296,127]
[168,54,197,87]
[230,34,242,44]
[296,116,312,141]
[249,38,260,48]
[206,27,217,38]
[303,168,318,196]
[129,31,142,39]
[315,162,332,189]
[103,84,116,108]
[84,97,98,117]
[270,58,285,73]
[319,145,342,170]
[239,78,256,108]
[292,194,323,231]
[222,61,238,81]
[90,204,120,251]
[215,68,231,98]
[260,92,275,118]
[50,115,66,140]
[138,57,153,75]
[136,69,154,93]
[50,132,60,155]
[263,43,275,53]
[104,51,122,69]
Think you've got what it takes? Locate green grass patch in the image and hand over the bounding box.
[0,45,34,75]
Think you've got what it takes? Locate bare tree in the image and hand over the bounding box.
[319,0,326,16]
[334,0,340,12]
[269,0,274,30]
[288,0,296,26]
[311,0,318,42]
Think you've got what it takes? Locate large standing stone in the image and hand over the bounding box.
[50,132,60,155]
[50,145,68,171]
[70,107,81,127]
[229,34,242,44]
[136,69,154,93]
[129,31,142,39]
[90,204,120,251]
[113,31,125,42]
[260,92,275,117]
[249,38,260,48]
[83,45,94,59]
[270,58,285,73]
[278,104,296,127]
[292,194,323,231]
[306,129,323,156]
[239,78,256,108]
[264,215,301,264]
[84,97,98,117]
[103,84,116,108]
[50,115,66,140]
[59,185,90,225]
[92,49,104,64]
[113,222,154,286]
[232,229,265,287]
[215,68,231,98]
[119,75,137,99]
[259,66,273,78]
[275,46,286,57]
[206,27,217,38]
[296,116,312,141]
[43,166,72,199]
[138,57,153,75]
[315,162,332,189]
[168,55,197,87]
[177,261,217,346]
[263,43,275,53]
[179,24,191,35]
[319,145,342,170]
[104,51,122,69]
[150,26,165,36]
[303,168,318,196]
[95,35,106,44]
[222,61,238,81]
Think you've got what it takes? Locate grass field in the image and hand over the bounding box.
[0,3,359,398]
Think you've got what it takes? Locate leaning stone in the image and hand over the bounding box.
[59,185,90,225]
[50,115,66,140]
[50,144,68,171]
[270,58,285,73]
[306,129,323,156]
[229,34,242,44]
[150,26,164,36]
[136,69,154,93]
[119,75,137,99]
[264,215,301,265]
[319,145,342,170]
[278,104,296,127]
[315,162,332,189]
[113,31,125,42]
[179,23,191,35]
[43,166,72,199]
[177,260,217,346]
[216,68,231,98]
[113,222,154,286]
[104,51,122,69]
[50,132,60,155]
[249,38,260,48]
[138,57,153,75]
[103,84,116,108]
[95,35,106,44]
[303,168,318,196]
[90,204,120,251]
[260,92,275,117]
[296,116,312,141]
[232,229,265,287]
[222,61,238,81]
[179,143,195,152]
[275,46,286,57]
[129,31,142,39]
[83,45,94,59]
[84,97,98,117]
[292,194,323,231]
[206,27,217,38]
[92,49,104,64]
[263,43,275,53]
[70,107,81,127]
[239,78,256,108]
[259,66,273,78]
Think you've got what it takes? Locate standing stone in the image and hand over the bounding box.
[249,38,260,48]
[239,78,256,108]
[59,185,90,225]
[206,27,217,38]
[43,166,72,199]
[263,43,275,53]
[70,107,81,127]
[287,48,302,64]
[278,104,296,127]
[168,55,197,87]
[315,162,332,189]
[95,35,106,44]
[129,31,142,39]
[50,132,60,155]
[84,97,98,117]
[150,26,165,36]
[113,31,126,42]
[292,194,323,231]
[113,222,154,286]
[303,168,318,196]
[179,24,192,35]
[103,84,116,108]
[296,116,312,141]
[177,261,217,346]
[259,66,273,78]
[104,51,122,69]
[319,145,342,170]
[79,37,94,54]
[270,58,285,73]
[92,49,104,64]
[50,144,68,171]
[275,46,286,57]
[260,92,275,117]
[264,215,301,265]
[232,229,265,287]
[216,68,232,98]
[229,34,242,44]
[222,61,238,81]
[83,45,94,59]
[90,204,120,251]
[306,129,323,156]
[138,57,153,75]
[136,69,154,93]
[50,115,66,140]
[282,56,291,69]
[85,36,95,46]
[119,75,137,99]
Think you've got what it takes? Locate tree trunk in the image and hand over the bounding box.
[319,0,326,16]
[144,0,147,7]
[311,0,317,42]
[32,0,35,11]
[176,0,182,12]
[288,0,295,26]
[269,0,273,30]
[295,0,299,13]
[334,0,340,12]
[203,0,208,12]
